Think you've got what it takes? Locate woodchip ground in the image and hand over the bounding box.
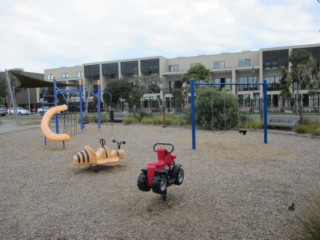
[0,123,320,239]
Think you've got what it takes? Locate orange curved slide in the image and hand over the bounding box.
[40,104,71,142]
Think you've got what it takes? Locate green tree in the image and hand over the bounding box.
[172,88,184,112]
[281,50,319,116]
[128,84,143,108]
[135,75,163,110]
[194,88,238,130]
[181,64,210,83]
[181,64,211,103]
[103,79,132,109]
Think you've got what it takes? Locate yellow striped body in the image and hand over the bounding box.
[72,146,126,166]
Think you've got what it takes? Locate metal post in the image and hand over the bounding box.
[191,79,196,150]
[54,78,59,134]
[27,88,31,116]
[263,80,268,144]
[97,80,101,129]
[79,80,84,131]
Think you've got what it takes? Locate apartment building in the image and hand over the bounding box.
[44,43,320,112]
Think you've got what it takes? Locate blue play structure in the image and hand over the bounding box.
[190,79,268,150]
[41,78,106,135]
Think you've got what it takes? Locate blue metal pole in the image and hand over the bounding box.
[54,78,59,134]
[263,79,268,144]
[191,79,196,150]
[79,80,84,131]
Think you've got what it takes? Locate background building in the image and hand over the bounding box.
[43,43,320,112]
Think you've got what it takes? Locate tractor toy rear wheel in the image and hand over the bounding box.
[137,171,151,192]
[174,167,184,185]
[152,174,168,194]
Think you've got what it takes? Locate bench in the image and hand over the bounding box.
[267,115,301,129]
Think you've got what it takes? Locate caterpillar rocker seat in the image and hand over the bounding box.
[72,139,126,166]
[137,143,184,201]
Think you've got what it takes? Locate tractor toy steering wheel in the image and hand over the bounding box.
[153,143,174,153]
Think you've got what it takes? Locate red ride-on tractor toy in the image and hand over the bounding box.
[137,143,184,200]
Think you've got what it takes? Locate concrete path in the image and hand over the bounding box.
[0,118,39,134]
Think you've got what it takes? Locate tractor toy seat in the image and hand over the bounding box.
[148,160,165,169]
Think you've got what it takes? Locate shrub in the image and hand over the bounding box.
[294,125,312,134]
[123,117,139,125]
[94,114,107,123]
[85,115,96,123]
[138,111,153,121]
[141,117,153,125]
[192,88,238,130]
[164,118,172,126]
[152,117,162,125]
[166,114,188,126]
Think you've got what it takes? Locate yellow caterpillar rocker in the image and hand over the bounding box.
[72,139,126,167]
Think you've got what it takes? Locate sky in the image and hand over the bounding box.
[0,0,320,73]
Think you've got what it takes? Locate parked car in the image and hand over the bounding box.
[0,105,7,116]
[8,107,30,115]
[37,106,50,115]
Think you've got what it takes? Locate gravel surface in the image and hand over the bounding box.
[1,123,320,239]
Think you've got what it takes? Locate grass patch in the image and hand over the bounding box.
[297,192,320,239]
[238,119,264,129]
[294,124,320,136]
[123,113,189,126]
[123,117,139,125]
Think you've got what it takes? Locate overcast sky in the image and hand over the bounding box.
[1,0,319,73]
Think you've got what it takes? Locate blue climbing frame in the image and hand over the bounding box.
[190,79,268,150]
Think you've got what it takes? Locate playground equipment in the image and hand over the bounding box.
[41,104,71,147]
[190,79,269,149]
[137,143,184,201]
[72,138,126,167]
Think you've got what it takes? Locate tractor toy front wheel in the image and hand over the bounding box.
[174,167,184,185]
[137,171,151,192]
[152,174,168,194]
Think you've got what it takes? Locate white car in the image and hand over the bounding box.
[8,107,30,115]
[37,106,50,115]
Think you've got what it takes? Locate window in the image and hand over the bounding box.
[213,61,225,69]
[264,60,278,70]
[76,71,82,78]
[169,80,182,93]
[102,63,119,79]
[84,64,100,79]
[190,63,200,68]
[266,76,281,91]
[271,61,278,70]
[61,73,69,79]
[238,59,251,67]
[238,94,250,107]
[168,64,179,72]
[239,77,247,91]
[239,76,258,91]
[47,74,54,80]
[121,61,138,78]
[141,59,159,76]
[214,78,231,90]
